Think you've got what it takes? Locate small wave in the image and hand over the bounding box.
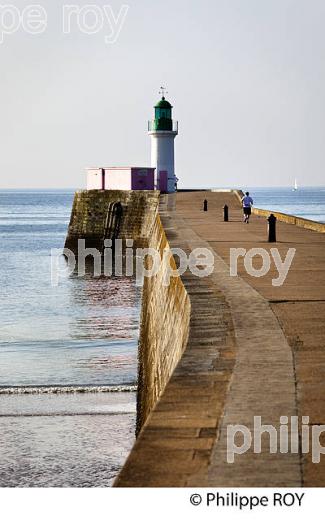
[0,385,137,395]
[0,412,135,417]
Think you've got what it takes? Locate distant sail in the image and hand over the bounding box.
[293,178,298,191]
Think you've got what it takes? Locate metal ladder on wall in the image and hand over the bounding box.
[102,201,123,253]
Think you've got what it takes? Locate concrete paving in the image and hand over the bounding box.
[115,208,237,486]
[175,191,325,486]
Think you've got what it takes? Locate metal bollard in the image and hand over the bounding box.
[203,199,208,212]
[268,214,277,242]
[223,204,229,222]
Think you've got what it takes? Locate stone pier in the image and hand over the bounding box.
[115,190,325,487]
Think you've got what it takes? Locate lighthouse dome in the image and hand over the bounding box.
[155,97,172,109]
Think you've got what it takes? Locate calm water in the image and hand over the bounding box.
[0,190,141,487]
[1,186,323,487]
[247,186,325,223]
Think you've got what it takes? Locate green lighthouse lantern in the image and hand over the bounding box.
[153,96,173,131]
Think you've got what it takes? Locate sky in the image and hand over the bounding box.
[1,0,325,189]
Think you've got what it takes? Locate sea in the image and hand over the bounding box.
[0,186,324,488]
[246,186,325,223]
[0,190,141,487]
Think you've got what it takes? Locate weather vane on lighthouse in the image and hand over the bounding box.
[159,86,168,99]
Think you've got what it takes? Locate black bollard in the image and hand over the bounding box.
[223,204,229,222]
[268,214,277,242]
[203,199,208,212]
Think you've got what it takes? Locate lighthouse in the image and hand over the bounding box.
[148,89,178,193]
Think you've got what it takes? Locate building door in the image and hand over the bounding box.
[159,171,168,193]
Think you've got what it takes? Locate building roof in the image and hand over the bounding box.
[86,166,155,171]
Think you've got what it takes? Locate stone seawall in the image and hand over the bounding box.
[251,207,325,232]
[64,190,191,432]
[114,196,237,487]
[137,210,191,432]
[65,189,161,251]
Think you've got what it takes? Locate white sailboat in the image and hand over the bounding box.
[292,178,298,191]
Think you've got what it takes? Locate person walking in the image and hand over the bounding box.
[242,191,254,223]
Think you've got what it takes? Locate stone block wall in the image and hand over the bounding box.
[65,190,161,251]
[64,189,191,433]
[136,213,191,433]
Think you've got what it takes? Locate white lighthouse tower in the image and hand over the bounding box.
[148,89,178,193]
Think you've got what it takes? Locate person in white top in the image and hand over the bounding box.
[241,191,254,223]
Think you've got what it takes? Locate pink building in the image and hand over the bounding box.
[86,167,156,191]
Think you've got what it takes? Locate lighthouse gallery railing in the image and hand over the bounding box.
[148,120,178,132]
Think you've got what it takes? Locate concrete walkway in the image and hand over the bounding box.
[116,191,325,487]
[176,191,325,486]
[115,208,237,486]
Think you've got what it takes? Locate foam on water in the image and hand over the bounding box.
[0,385,137,394]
